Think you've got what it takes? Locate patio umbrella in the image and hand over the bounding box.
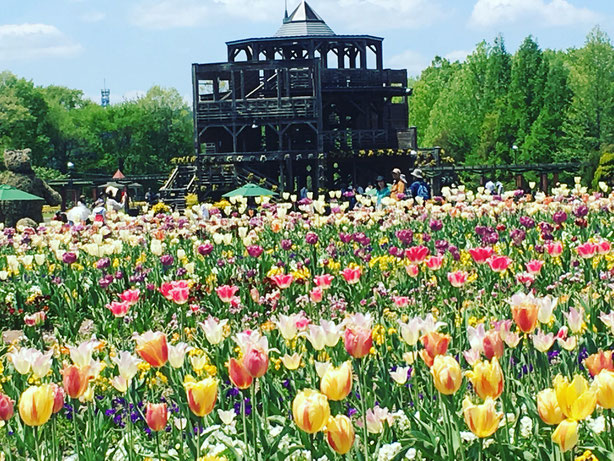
[0,185,43,201]
[223,183,277,198]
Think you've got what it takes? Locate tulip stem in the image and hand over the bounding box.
[34,426,41,461]
[250,382,260,461]
[156,431,162,461]
[357,360,370,461]
[241,393,249,460]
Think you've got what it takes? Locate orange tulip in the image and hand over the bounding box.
[466,357,504,400]
[134,331,168,368]
[228,358,253,389]
[511,299,539,334]
[431,355,462,395]
[145,402,168,431]
[462,397,501,438]
[326,415,355,454]
[62,364,91,399]
[420,331,450,367]
[584,350,614,377]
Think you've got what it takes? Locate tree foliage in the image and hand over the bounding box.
[0,74,193,176]
[411,28,614,179]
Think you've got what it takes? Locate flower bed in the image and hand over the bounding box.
[0,183,613,460]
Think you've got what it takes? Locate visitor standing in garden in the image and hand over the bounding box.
[409,168,431,200]
[375,175,390,209]
[390,168,405,200]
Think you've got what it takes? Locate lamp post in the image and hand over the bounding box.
[512,145,518,164]
[64,162,75,211]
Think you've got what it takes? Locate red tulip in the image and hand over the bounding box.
[545,241,563,257]
[482,330,504,360]
[597,240,611,255]
[314,274,334,289]
[405,264,419,277]
[145,403,168,431]
[228,358,253,389]
[425,255,444,270]
[576,242,596,259]
[119,288,140,305]
[447,270,468,287]
[51,384,64,414]
[107,301,130,318]
[525,260,544,275]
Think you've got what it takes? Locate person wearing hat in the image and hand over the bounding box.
[409,168,431,200]
[390,168,406,200]
[375,175,390,209]
[92,198,107,223]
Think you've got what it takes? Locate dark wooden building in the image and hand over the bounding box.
[164,1,416,203]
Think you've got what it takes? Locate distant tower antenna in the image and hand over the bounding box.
[101,79,110,107]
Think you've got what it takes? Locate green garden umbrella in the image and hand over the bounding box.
[0,185,43,201]
[223,183,277,198]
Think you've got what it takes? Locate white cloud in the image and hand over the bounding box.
[470,0,600,27]
[445,49,471,62]
[80,11,106,23]
[0,24,82,61]
[387,50,429,77]
[131,0,210,29]
[130,0,445,31]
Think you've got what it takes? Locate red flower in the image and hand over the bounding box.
[404,245,430,264]
[468,247,493,264]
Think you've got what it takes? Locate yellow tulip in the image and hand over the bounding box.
[281,353,302,371]
[292,389,330,433]
[536,388,564,425]
[593,370,614,409]
[326,415,355,455]
[184,377,218,417]
[553,375,596,420]
[431,355,462,395]
[462,397,501,438]
[552,419,579,453]
[467,357,504,400]
[19,384,54,426]
[320,362,353,401]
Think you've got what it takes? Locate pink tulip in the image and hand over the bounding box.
[525,260,544,275]
[576,242,596,259]
[405,264,419,277]
[119,288,140,305]
[404,245,430,264]
[468,247,493,264]
[425,255,444,270]
[597,240,611,255]
[310,287,323,303]
[343,328,372,359]
[243,344,269,378]
[107,301,130,318]
[340,267,361,285]
[216,285,239,303]
[314,274,334,289]
[447,270,468,287]
[392,296,410,308]
[487,255,513,272]
[271,274,294,289]
[169,286,189,305]
[545,241,563,257]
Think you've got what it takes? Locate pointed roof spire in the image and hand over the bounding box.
[275,1,334,37]
[284,0,289,22]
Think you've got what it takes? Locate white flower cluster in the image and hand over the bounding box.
[519,416,533,438]
[586,416,605,434]
[377,442,402,461]
[392,410,411,433]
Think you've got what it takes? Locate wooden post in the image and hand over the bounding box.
[552,172,559,187]
[515,174,523,190]
[540,172,548,192]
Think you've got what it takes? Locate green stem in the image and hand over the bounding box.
[357,360,370,461]
[72,402,80,460]
[34,426,41,461]
[242,393,249,460]
[250,382,259,461]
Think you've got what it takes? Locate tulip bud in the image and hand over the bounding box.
[593,370,614,409]
[462,397,501,438]
[320,362,352,401]
[292,389,330,434]
[536,388,564,425]
[228,358,253,389]
[343,327,372,359]
[184,377,217,417]
[326,415,355,454]
[0,393,15,421]
[51,384,64,414]
[19,384,54,426]
[145,403,168,431]
[62,365,91,399]
[431,355,462,395]
[243,345,269,378]
[466,357,504,400]
[552,419,578,453]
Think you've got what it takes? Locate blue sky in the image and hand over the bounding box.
[1,0,613,104]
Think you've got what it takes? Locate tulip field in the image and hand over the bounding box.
[1,183,614,461]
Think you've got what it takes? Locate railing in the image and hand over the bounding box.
[321,69,407,89]
[322,129,389,150]
[196,97,316,122]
